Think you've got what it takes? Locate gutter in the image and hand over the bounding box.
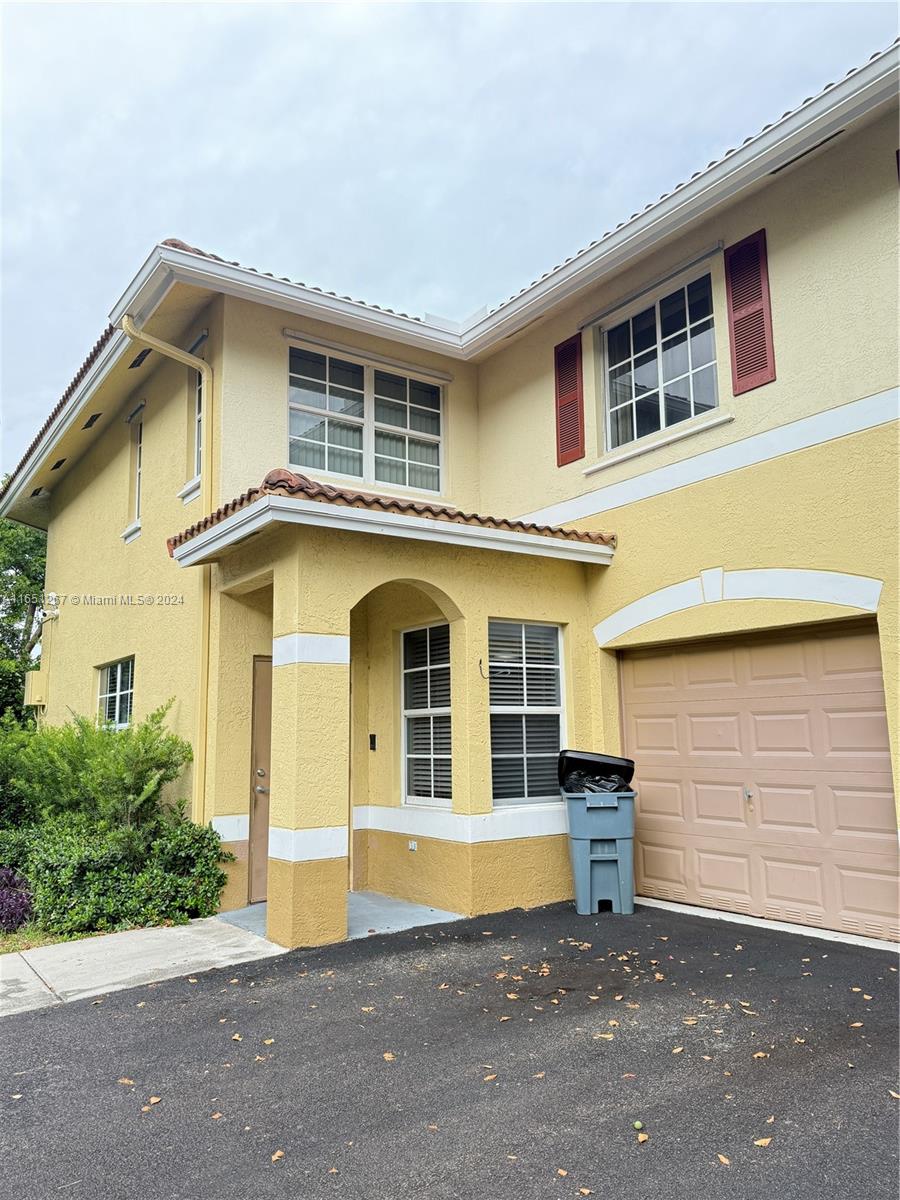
[120,315,214,828]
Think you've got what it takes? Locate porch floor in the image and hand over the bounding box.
[216,891,463,941]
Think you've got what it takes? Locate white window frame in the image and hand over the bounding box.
[488,620,566,808]
[133,420,143,521]
[287,339,444,495]
[193,368,203,478]
[98,657,134,730]
[400,621,452,809]
[601,269,718,454]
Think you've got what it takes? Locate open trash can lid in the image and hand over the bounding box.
[558,749,635,787]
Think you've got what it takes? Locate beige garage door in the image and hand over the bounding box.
[621,623,899,941]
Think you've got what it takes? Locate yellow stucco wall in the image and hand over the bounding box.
[217,296,482,511]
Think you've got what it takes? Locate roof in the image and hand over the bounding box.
[166,468,616,556]
[2,39,897,513]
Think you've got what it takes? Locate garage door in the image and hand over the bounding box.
[621,623,899,940]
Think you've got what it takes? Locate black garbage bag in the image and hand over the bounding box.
[562,770,630,794]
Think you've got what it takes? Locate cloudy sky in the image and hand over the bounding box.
[1,1,896,474]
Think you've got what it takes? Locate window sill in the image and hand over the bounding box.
[120,520,142,545]
[583,410,734,477]
[177,475,201,505]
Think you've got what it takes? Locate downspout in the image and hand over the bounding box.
[121,315,214,827]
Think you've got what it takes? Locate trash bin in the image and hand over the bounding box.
[559,750,636,916]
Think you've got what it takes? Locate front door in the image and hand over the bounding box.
[249,655,273,904]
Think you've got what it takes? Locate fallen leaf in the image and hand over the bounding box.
[533,1072,545,1079]
[889,1090,900,1100]
[594,1033,615,1040]
[637,1132,649,1144]
[499,1016,512,1023]
[557,1168,568,1177]
[483,1074,497,1082]
[672,1046,684,1055]
[753,1052,769,1059]
[382,1052,396,1061]
[754,1137,772,1147]
[501,955,513,961]
[766,1115,775,1124]
[263,1039,275,1045]
[117,1078,134,1086]
[849,1022,863,1029]
[427,1123,439,1131]
[271,1150,284,1163]
[717,1154,731,1166]
[506,993,520,1001]
[212,1112,222,1120]
[148,1096,161,1105]
[579,1189,593,1196]
[328,1168,338,1174]
[232,1034,243,1042]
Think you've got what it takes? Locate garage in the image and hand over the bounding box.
[621,622,899,940]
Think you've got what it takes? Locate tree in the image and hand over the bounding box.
[0,498,47,719]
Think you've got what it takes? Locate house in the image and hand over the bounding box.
[2,43,897,949]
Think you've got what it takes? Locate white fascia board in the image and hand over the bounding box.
[458,47,899,353]
[170,494,614,568]
[0,328,131,520]
[108,50,898,363]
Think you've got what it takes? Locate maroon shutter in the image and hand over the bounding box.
[724,229,776,395]
[554,335,584,466]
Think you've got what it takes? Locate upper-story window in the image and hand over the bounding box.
[288,346,442,493]
[193,369,203,478]
[605,273,717,450]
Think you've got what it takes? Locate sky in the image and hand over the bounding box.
[1,1,897,474]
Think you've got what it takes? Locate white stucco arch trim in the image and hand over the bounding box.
[592,568,884,646]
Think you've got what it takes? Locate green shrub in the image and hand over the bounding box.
[0,712,36,826]
[0,822,39,875]
[12,701,192,831]
[26,812,231,935]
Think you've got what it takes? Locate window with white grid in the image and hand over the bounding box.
[488,621,562,806]
[402,624,451,807]
[288,346,442,493]
[605,273,718,450]
[99,658,134,729]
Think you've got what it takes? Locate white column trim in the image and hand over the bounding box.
[268,825,349,862]
[211,815,249,841]
[272,632,350,666]
[354,802,568,844]
[593,567,884,646]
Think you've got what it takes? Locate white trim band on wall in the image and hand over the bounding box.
[273,632,351,666]
[211,815,250,842]
[520,389,898,526]
[593,567,884,645]
[268,825,349,862]
[354,802,568,844]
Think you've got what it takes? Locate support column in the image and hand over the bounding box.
[266,550,350,948]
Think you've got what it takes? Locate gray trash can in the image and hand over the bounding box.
[559,750,636,916]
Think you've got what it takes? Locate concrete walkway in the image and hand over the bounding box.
[0,917,282,1017]
[1,891,463,1018]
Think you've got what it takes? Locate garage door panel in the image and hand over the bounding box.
[622,624,898,940]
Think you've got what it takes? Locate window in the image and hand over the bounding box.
[289,346,442,492]
[193,369,203,477]
[488,621,562,806]
[99,658,134,729]
[133,421,143,520]
[402,624,451,806]
[605,273,717,450]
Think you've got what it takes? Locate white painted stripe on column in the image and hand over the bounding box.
[354,802,568,844]
[211,815,249,841]
[272,632,350,666]
[268,825,349,862]
[520,388,899,526]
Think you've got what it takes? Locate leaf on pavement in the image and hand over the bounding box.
[117,1078,134,1086]
[483,1074,497,1082]
[383,1052,396,1061]
[717,1154,730,1166]
[271,1150,284,1163]
[232,1034,242,1042]
[637,1133,649,1144]
[672,1046,684,1054]
[754,1138,772,1147]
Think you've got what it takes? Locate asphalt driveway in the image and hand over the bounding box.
[1,903,897,1199]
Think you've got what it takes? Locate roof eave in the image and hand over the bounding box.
[170,495,615,567]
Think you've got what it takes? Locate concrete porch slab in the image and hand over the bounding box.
[217,891,464,942]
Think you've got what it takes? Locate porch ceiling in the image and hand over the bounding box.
[167,469,616,567]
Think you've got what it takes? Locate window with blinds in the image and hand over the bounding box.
[99,657,134,729]
[488,621,562,805]
[402,624,452,806]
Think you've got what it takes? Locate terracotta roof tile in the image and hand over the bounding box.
[166,468,615,556]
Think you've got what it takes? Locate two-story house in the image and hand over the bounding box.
[2,43,897,948]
